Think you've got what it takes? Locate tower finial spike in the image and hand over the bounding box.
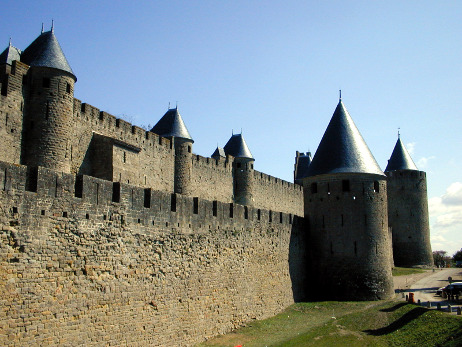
[41,23,44,34]
[398,127,400,139]
[8,37,11,46]
[51,19,54,33]
[175,101,178,110]
[339,89,342,101]
[168,102,170,109]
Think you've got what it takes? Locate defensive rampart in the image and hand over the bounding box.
[0,161,307,346]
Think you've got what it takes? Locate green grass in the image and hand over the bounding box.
[197,301,462,347]
[392,267,426,276]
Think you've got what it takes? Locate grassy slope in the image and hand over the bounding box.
[198,301,462,347]
[392,267,426,276]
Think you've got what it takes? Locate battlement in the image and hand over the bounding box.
[0,161,301,234]
[73,98,173,153]
[254,170,302,191]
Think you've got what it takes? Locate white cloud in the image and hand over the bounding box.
[417,156,435,169]
[441,182,462,206]
[429,182,462,255]
[406,142,416,155]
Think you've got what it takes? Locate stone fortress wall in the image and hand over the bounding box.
[0,160,307,346]
[0,57,306,345]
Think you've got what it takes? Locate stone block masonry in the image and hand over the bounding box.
[0,161,307,346]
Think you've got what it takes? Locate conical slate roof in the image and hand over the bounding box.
[21,30,76,80]
[223,133,254,160]
[150,108,194,142]
[211,147,226,159]
[0,42,21,65]
[385,137,418,171]
[306,100,385,177]
[295,152,312,182]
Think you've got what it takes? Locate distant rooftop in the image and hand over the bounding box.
[211,147,226,159]
[385,136,418,171]
[0,41,21,65]
[295,152,312,183]
[305,100,385,177]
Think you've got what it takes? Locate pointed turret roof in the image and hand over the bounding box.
[305,100,385,177]
[385,136,418,171]
[211,147,226,159]
[223,133,254,160]
[150,108,194,142]
[0,40,21,65]
[21,30,76,80]
[295,152,312,182]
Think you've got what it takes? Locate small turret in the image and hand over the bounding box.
[151,107,194,195]
[294,151,312,185]
[385,134,433,267]
[21,26,76,173]
[304,98,394,301]
[223,133,254,206]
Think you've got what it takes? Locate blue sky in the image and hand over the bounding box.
[2,1,461,255]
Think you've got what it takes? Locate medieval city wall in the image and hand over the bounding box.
[0,160,307,346]
[252,170,304,216]
[190,154,234,203]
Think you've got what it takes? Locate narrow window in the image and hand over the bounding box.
[112,182,120,203]
[193,197,199,214]
[62,211,68,218]
[25,166,38,192]
[96,183,100,205]
[66,83,71,93]
[257,209,261,221]
[5,113,8,127]
[188,145,191,153]
[311,182,317,194]
[342,180,350,192]
[229,203,234,218]
[212,200,217,217]
[289,214,292,225]
[144,188,151,208]
[42,77,50,88]
[280,212,283,223]
[123,151,127,163]
[170,193,176,212]
[244,206,248,219]
[74,175,83,198]
[269,210,272,223]
[374,181,380,193]
[327,183,331,194]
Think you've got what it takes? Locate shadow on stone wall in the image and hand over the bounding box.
[289,215,310,302]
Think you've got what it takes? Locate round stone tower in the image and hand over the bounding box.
[223,133,254,206]
[303,99,394,301]
[21,27,76,173]
[150,107,194,195]
[385,135,433,267]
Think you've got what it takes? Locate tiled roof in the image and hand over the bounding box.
[21,30,76,80]
[150,108,194,142]
[306,100,385,177]
[385,137,418,171]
